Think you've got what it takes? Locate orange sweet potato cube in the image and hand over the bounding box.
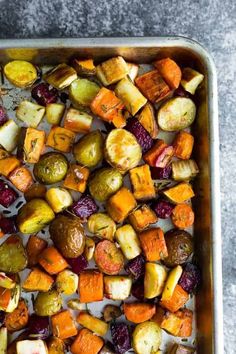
[154,57,182,89]
[51,310,77,339]
[79,270,103,303]
[139,227,168,261]
[46,126,75,152]
[160,284,189,312]
[71,328,104,354]
[9,166,33,192]
[129,164,156,201]
[0,156,20,177]
[63,164,90,193]
[106,187,137,223]
[23,127,46,163]
[173,131,194,160]
[128,204,158,231]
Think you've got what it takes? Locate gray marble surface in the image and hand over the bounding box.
[0,0,235,352]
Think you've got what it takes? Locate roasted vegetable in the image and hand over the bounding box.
[24,183,47,201]
[181,67,204,94]
[45,103,65,125]
[56,269,78,295]
[115,77,147,115]
[0,215,18,236]
[153,199,174,219]
[157,97,196,131]
[73,58,96,76]
[69,78,100,107]
[77,312,108,336]
[125,255,145,280]
[163,182,195,204]
[84,237,96,261]
[0,106,8,127]
[0,272,16,289]
[51,310,77,339]
[49,215,85,258]
[0,235,27,273]
[0,155,20,177]
[63,163,90,193]
[16,100,45,128]
[17,198,55,233]
[138,102,158,139]
[45,63,77,89]
[0,327,7,353]
[0,284,20,312]
[144,262,167,298]
[178,263,201,293]
[70,195,98,220]
[139,227,168,261]
[46,126,75,152]
[151,165,172,179]
[143,139,174,168]
[103,304,122,322]
[171,204,195,229]
[126,118,153,153]
[104,276,132,300]
[164,229,193,267]
[34,289,62,316]
[71,328,104,354]
[89,168,123,202]
[88,213,116,240]
[16,339,48,354]
[22,267,54,292]
[39,247,68,275]
[79,270,103,303]
[161,265,183,302]
[128,204,158,231]
[66,255,88,274]
[168,343,195,354]
[172,159,199,181]
[135,69,171,103]
[132,321,162,354]
[74,130,103,167]
[110,322,131,354]
[46,187,73,213]
[96,56,129,86]
[64,107,93,133]
[115,224,141,260]
[127,62,139,81]
[129,164,156,200]
[23,127,46,163]
[124,302,156,324]
[0,180,18,208]
[0,120,20,152]
[47,337,65,354]
[154,57,182,89]
[173,131,194,160]
[31,82,58,106]
[26,234,47,266]
[5,299,29,332]
[33,152,68,184]
[160,283,189,312]
[106,187,137,223]
[99,344,116,354]
[9,166,34,192]
[4,60,37,88]
[94,240,124,275]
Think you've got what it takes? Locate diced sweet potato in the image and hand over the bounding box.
[9,166,33,192]
[23,127,46,163]
[51,310,77,339]
[173,131,194,160]
[129,204,158,232]
[163,182,195,203]
[129,164,156,201]
[46,126,75,152]
[79,270,103,303]
[63,164,90,193]
[106,187,137,223]
[135,70,171,103]
[154,58,182,89]
[138,103,158,139]
[22,267,54,292]
[4,299,29,332]
[71,328,104,354]
[139,227,168,261]
[26,235,48,266]
[39,247,68,275]
[0,156,20,177]
[160,284,189,312]
[144,139,174,168]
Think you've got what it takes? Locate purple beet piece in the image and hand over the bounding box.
[175,86,191,98]
[125,254,145,280]
[31,82,58,106]
[126,118,153,153]
[110,322,131,354]
[28,315,50,340]
[0,106,8,126]
[0,180,18,208]
[0,311,5,327]
[153,199,174,219]
[178,263,201,293]
[70,195,98,220]
[131,278,144,301]
[151,165,172,179]
[0,216,18,234]
[66,255,88,274]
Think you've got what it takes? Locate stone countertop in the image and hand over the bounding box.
[0,0,235,351]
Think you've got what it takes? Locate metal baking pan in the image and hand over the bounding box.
[0,37,223,354]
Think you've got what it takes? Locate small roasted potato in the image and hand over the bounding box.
[69,78,100,107]
[0,235,27,273]
[77,311,108,336]
[94,240,124,275]
[73,58,96,76]
[44,63,77,89]
[16,101,45,128]
[74,130,103,168]
[168,343,195,354]
[161,265,183,302]
[96,56,129,86]
[157,97,196,131]
[105,129,142,173]
[17,198,55,234]
[144,262,167,298]
[138,102,158,139]
[46,187,73,213]
[88,213,116,241]
[4,60,37,88]
[56,269,78,295]
[172,159,199,181]
[24,183,47,201]
[34,290,62,316]
[104,275,132,300]
[106,187,137,224]
[46,103,65,125]
[132,321,162,354]
[181,67,204,94]
[16,339,48,354]
[84,237,96,261]
[47,337,65,354]
[64,108,93,133]
[164,229,193,267]
[0,120,20,152]
[115,224,141,260]
[103,304,122,322]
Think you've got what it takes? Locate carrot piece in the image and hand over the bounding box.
[71,328,104,354]
[112,110,126,128]
[154,58,182,89]
[51,310,77,339]
[139,227,168,261]
[79,270,103,303]
[39,247,68,275]
[160,284,189,312]
[0,287,11,311]
[23,127,46,163]
[173,131,194,160]
[46,126,76,153]
[22,267,54,292]
[26,235,48,266]
[143,139,167,166]
[124,302,156,323]
[0,156,20,177]
[5,299,29,332]
[63,164,90,193]
[9,166,33,192]
[135,70,171,103]
[106,187,137,223]
[171,204,194,229]
[91,87,124,122]
[24,183,47,201]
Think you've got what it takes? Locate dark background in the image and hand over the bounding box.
[0,0,235,351]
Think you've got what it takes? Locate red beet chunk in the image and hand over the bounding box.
[0,106,8,126]
[126,118,153,153]
[131,278,144,301]
[0,180,18,208]
[125,255,145,280]
[110,322,131,354]
[31,83,58,106]
[153,199,174,219]
[178,263,201,293]
[0,216,18,234]
[66,255,88,274]
[70,195,98,221]
[151,165,172,179]
[28,315,50,340]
